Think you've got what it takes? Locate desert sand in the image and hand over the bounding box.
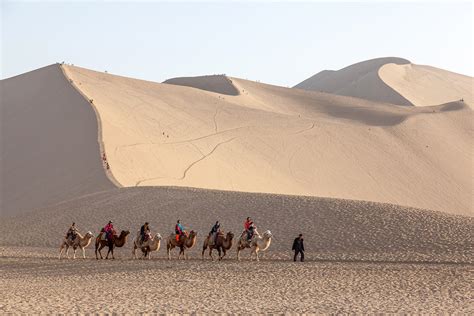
[62,64,472,215]
[379,63,473,107]
[1,58,473,313]
[0,187,473,313]
[0,65,115,216]
[1,246,472,314]
[294,57,473,107]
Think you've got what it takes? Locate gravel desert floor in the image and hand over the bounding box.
[0,247,472,314]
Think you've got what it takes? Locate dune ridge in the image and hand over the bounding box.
[164,75,240,96]
[294,57,473,108]
[379,63,473,107]
[0,65,115,216]
[62,64,473,216]
[294,57,413,105]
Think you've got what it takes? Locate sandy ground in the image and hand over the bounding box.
[63,64,472,216]
[0,246,472,314]
[1,187,472,263]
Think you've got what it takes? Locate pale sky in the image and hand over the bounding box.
[1,1,473,86]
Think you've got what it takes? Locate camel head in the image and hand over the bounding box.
[85,231,94,238]
[189,230,197,238]
[154,233,162,240]
[227,231,235,240]
[120,230,131,238]
[262,230,273,239]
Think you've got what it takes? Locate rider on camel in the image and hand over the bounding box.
[66,222,78,242]
[140,222,150,243]
[104,221,114,241]
[175,220,185,242]
[209,221,220,245]
[244,217,255,242]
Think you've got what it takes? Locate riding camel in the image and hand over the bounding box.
[236,229,273,261]
[59,231,94,259]
[202,231,234,261]
[95,230,130,260]
[132,232,162,259]
[166,230,198,260]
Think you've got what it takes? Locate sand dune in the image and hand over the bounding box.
[0,65,115,216]
[63,64,473,216]
[1,61,472,314]
[294,57,413,105]
[379,63,473,107]
[294,57,473,107]
[164,75,240,95]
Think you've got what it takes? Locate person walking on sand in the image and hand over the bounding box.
[292,234,305,262]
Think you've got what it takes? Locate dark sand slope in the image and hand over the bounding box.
[164,75,240,95]
[294,57,413,105]
[0,65,115,216]
[1,187,472,263]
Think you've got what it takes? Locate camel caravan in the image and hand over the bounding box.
[59,218,272,261]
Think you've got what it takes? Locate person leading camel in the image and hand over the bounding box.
[209,221,220,245]
[140,222,150,243]
[66,222,79,242]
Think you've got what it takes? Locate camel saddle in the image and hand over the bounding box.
[209,231,224,246]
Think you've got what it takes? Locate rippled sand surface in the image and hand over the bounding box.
[1,247,472,314]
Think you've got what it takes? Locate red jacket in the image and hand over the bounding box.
[244,220,253,230]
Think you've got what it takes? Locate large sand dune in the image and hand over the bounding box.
[379,63,473,107]
[63,64,473,216]
[0,65,115,216]
[294,57,473,107]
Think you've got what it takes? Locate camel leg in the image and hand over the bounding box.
[249,248,255,261]
[66,246,70,259]
[108,246,115,260]
[132,245,137,259]
[202,246,206,260]
[59,243,64,259]
[73,247,77,259]
[209,248,214,261]
[220,249,226,261]
[167,245,171,260]
[82,247,86,259]
[99,245,104,259]
[254,249,260,262]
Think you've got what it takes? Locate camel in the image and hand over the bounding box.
[166,230,198,260]
[132,232,162,259]
[95,230,130,260]
[59,231,94,259]
[202,231,234,261]
[236,230,273,261]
